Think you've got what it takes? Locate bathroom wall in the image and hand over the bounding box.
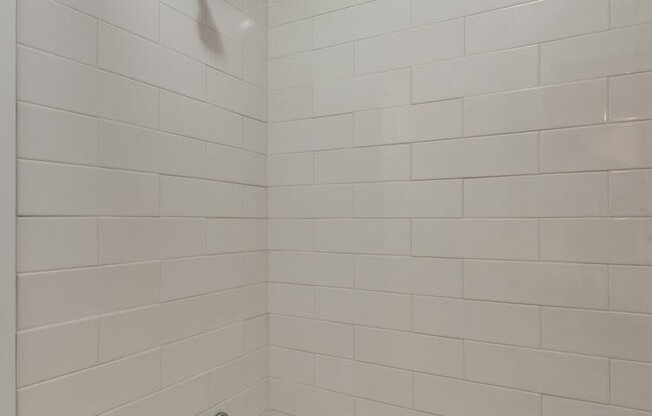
[266,1,652,415]
[15,1,268,415]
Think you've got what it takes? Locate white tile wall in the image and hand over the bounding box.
[15,0,268,415]
[14,1,652,416]
[264,2,652,413]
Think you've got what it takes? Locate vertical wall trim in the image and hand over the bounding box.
[0,0,16,413]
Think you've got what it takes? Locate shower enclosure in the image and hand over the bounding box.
[2,0,652,415]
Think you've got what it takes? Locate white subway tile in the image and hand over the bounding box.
[17,103,99,166]
[315,287,411,330]
[271,0,354,26]
[355,255,462,297]
[610,170,652,216]
[160,176,242,218]
[268,219,315,251]
[269,115,353,154]
[18,217,98,272]
[270,379,355,416]
[543,396,652,416]
[205,0,266,55]
[205,284,267,329]
[99,0,159,41]
[355,20,463,74]
[98,22,158,86]
[269,52,312,91]
[412,219,539,260]
[269,19,311,58]
[269,85,313,122]
[206,68,267,121]
[542,308,652,361]
[315,219,411,255]
[540,219,652,265]
[413,46,539,103]
[269,44,354,90]
[160,254,244,301]
[18,0,97,65]
[610,266,652,314]
[412,0,531,27]
[354,100,463,146]
[160,5,242,76]
[161,324,244,386]
[354,180,462,218]
[99,218,206,264]
[244,315,268,353]
[206,219,266,254]
[267,153,314,186]
[269,315,354,358]
[161,0,205,22]
[611,0,652,27]
[356,399,437,416]
[18,350,160,416]
[413,297,541,347]
[464,80,608,136]
[610,71,652,122]
[268,184,354,218]
[18,46,99,116]
[541,24,652,84]
[18,319,98,387]
[465,342,609,402]
[242,117,268,154]
[464,173,608,217]
[356,326,463,377]
[100,121,206,178]
[466,0,609,54]
[206,348,268,405]
[311,43,355,83]
[413,373,541,416]
[412,132,539,179]
[159,90,242,147]
[315,145,410,183]
[96,72,159,129]
[315,356,412,407]
[269,347,315,385]
[612,360,652,411]
[314,69,410,116]
[18,262,160,329]
[540,122,652,172]
[55,0,98,16]
[98,298,204,361]
[312,0,410,48]
[207,144,266,186]
[18,160,159,216]
[101,375,208,416]
[268,251,354,287]
[269,283,315,318]
[464,260,609,309]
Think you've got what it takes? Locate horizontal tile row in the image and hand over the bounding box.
[268,259,652,318]
[267,171,649,218]
[17,217,267,272]
[270,117,652,187]
[270,291,652,363]
[18,347,269,416]
[18,286,267,384]
[267,218,652,264]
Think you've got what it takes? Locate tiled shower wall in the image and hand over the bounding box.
[267,0,652,415]
[15,1,268,415]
